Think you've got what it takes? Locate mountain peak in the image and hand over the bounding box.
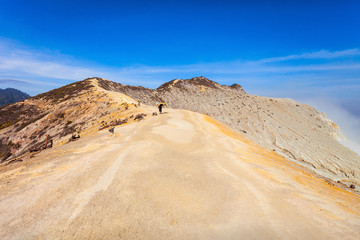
[187,76,220,87]
[157,76,222,90]
[230,83,244,90]
[31,78,98,103]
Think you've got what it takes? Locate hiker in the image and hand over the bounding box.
[158,102,165,114]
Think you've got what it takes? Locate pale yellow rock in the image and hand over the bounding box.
[0,109,359,239]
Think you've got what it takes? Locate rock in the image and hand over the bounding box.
[134,113,147,121]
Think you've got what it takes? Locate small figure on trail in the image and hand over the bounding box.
[68,133,80,143]
[157,102,165,114]
[71,133,80,140]
[109,127,115,134]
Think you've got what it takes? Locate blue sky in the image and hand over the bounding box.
[0,0,360,150]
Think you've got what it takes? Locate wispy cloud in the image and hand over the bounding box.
[258,49,360,63]
[0,40,105,81]
[0,78,31,85]
[0,78,61,87]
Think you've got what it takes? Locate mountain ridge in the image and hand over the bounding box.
[94,77,359,190]
[0,77,359,192]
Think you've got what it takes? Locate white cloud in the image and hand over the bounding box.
[258,49,360,63]
[300,98,360,156]
[0,41,104,80]
[0,78,61,86]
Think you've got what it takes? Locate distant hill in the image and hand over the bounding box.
[0,88,30,107]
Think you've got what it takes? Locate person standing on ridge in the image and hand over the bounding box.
[158,102,165,114]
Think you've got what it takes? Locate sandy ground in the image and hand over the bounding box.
[0,108,359,239]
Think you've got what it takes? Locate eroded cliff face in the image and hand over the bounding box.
[97,77,360,189]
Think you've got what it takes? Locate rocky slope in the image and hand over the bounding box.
[0,88,30,107]
[97,77,360,189]
[0,78,151,163]
[1,109,359,239]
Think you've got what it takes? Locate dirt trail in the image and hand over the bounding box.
[0,109,359,239]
